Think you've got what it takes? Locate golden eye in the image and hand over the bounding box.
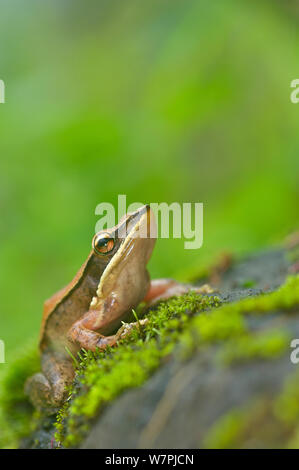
[92,233,115,255]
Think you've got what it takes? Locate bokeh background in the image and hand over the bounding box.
[0,0,298,361]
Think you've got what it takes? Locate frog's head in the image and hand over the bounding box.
[92,204,155,265]
[89,205,156,327]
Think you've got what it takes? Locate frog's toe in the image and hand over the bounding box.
[194,283,214,294]
[115,318,149,340]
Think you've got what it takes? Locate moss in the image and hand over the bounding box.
[178,308,245,359]
[217,329,290,365]
[178,275,299,360]
[218,274,299,315]
[204,356,299,449]
[202,407,249,449]
[202,400,275,449]
[240,279,256,288]
[273,370,299,426]
[269,369,299,448]
[0,339,40,448]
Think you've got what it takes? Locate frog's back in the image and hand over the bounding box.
[39,254,93,349]
[41,284,71,331]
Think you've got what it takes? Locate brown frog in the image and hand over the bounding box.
[25,205,211,411]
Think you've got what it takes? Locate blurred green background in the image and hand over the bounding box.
[0,0,298,361]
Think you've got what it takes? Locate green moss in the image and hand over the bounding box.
[267,368,299,448]
[218,275,299,316]
[274,370,299,426]
[203,407,249,449]
[178,308,245,359]
[0,339,40,448]
[204,376,299,449]
[180,274,298,361]
[180,273,299,359]
[178,275,299,360]
[202,400,272,449]
[204,327,299,449]
[217,329,290,365]
[240,279,256,288]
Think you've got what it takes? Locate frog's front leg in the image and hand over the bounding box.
[25,351,74,412]
[68,307,123,351]
[68,305,150,351]
[68,280,213,352]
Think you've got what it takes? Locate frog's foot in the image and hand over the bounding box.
[115,318,149,341]
[25,352,74,413]
[68,322,119,352]
[68,311,149,352]
[25,372,66,413]
[144,279,214,306]
[194,283,214,294]
[25,373,52,409]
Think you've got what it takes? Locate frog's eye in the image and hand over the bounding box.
[92,233,115,255]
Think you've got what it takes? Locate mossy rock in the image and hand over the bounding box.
[1,240,299,449]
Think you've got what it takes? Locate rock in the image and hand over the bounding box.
[23,244,299,449]
[80,247,299,449]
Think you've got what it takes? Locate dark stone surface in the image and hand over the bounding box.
[20,415,57,449]
[81,352,295,449]
[216,248,289,292]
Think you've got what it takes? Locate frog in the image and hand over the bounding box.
[25,205,212,412]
